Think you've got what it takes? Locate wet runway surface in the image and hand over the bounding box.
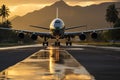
[0,44,120,80]
[0,46,94,80]
[0,47,41,72]
[64,45,120,80]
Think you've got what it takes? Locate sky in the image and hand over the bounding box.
[0,0,119,17]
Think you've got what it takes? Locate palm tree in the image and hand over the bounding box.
[0,8,2,23]
[0,4,10,23]
[106,4,119,27]
[3,20,12,28]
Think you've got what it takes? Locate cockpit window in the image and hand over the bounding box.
[55,20,60,23]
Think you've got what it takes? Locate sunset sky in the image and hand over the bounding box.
[0,0,119,17]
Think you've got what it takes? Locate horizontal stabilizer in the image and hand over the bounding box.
[30,25,49,30]
[65,25,87,30]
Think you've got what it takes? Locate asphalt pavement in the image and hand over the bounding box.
[0,46,41,71]
[0,44,120,80]
[63,45,120,80]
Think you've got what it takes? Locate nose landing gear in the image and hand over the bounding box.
[55,38,60,46]
[55,41,60,46]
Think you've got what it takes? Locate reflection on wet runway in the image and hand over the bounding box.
[0,46,94,80]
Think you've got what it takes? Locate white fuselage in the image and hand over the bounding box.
[50,18,65,38]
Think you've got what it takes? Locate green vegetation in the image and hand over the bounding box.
[0,4,10,23]
[0,43,19,47]
[0,4,36,46]
[105,4,119,27]
[0,4,16,44]
[0,4,11,28]
[0,42,37,47]
[104,4,120,41]
[78,42,120,47]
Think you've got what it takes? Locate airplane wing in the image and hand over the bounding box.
[0,27,32,33]
[0,27,51,37]
[30,25,49,30]
[64,27,120,36]
[65,25,87,30]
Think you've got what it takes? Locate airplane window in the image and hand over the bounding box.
[55,20,60,23]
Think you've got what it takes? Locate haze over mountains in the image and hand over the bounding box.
[11,0,120,32]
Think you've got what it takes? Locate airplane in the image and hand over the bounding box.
[0,8,120,46]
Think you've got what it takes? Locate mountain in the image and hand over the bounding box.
[11,0,120,32]
[9,15,20,21]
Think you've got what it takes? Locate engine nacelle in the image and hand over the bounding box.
[91,32,98,39]
[79,34,86,41]
[18,33,24,39]
[31,34,38,40]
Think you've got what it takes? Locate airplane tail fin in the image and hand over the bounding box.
[56,8,58,18]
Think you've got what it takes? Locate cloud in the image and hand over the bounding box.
[0,0,57,6]
[66,0,119,6]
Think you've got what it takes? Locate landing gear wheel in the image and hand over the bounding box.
[43,42,45,46]
[55,41,60,46]
[46,42,48,46]
[70,42,72,46]
[58,42,60,46]
[43,42,48,46]
[66,42,68,46]
[66,42,72,46]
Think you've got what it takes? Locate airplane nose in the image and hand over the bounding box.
[52,29,61,36]
[54,26,60,30]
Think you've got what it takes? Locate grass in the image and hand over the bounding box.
[0,42,120,47]
[0,42,37,47]
[77,42,120,47]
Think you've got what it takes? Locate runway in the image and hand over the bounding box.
[64,45,120,80]
[0,44,120,80]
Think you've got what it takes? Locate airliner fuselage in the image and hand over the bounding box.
[50,18,65,39]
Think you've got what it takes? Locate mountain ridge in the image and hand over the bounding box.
[11,1,120,32]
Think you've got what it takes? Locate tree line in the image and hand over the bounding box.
[0,4,11,28]
[0,4,15,43]
[0,4,34,43]
[104,4,120,41]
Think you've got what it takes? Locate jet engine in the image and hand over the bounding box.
[18,33,24,39]
[31,34,38,40]
[91,32,98,39]
[79,34,86,40]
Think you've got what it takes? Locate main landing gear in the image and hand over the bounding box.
[42,37,48,46]
[66,36,72,46]
[43,41,48,46]
[66,41,72,46]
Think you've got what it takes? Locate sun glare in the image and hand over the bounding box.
[78,1,96,7]
[67,0,117,7]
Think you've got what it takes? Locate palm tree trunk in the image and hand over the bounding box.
[2,17,3,23]
[2,17,6,23]
[109,22,113,28]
